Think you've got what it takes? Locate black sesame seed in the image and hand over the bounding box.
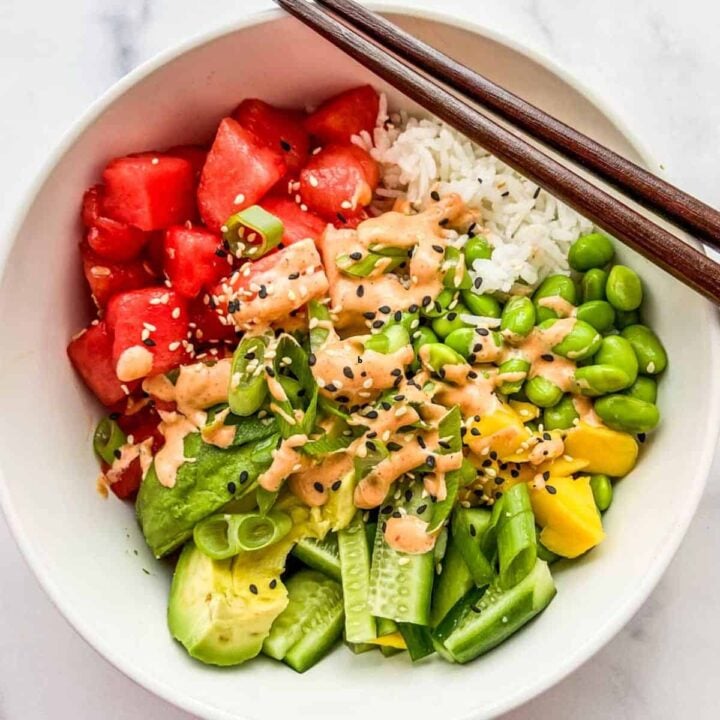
[638,432,647,443]
[471,605,482,614]
[533,186,541,199]
[381,505,393,515]
[372,319,384,329]
[366,431,377,439]
[471,427,481,437]
[404,489,413,502]
[215,248,228,258]
[269,578,278,589]
[391,368,402,377]
[417,436,426,449]
[469,524,477,537]
[356,285,365,298]
[325,383,337,393]
[416,504,428,514]
[337,212,348,224]
[494,477,505,485]
[343,366,354,379]
[482,459,492,467]
[381,402,391,411]
[313,482,324,493]
[308,353,317,366]
[143,338,156,347]
[501,191,510,197]
[393,311,402,322]
[228,299,240,313]
[331,480,342,491]
[422,295,432,307]
[468,370,479,380]
[227,481,237,494]
[266,365,276,377]
[408,304,419,313]
[381,521,387,532]
[541,353,554,362]
[258,285,268,299]
[474,277,483,290]
[394,394,405,401]
[350,251,362,261]
[280,139,292,152]
[379,305,391,314]
[366,440,377,452]
[545,484,557,495]
[476,327,490,337]
[490,451,498,461]
[109,412,121,420]
[336,395,349,403]
[391,511,401,519]
[439,218,449,227]
[426,455,436,468]
[430,190,440,201]
[113,449,122,459]
[447,312,457,322]
[365,410,379,419]
[249,584,258,594]
[288,272,300,280]
[387,442,402,452]
[432,244,444,254]
[363,311,376,320]
[239,470,249,484]
[542,471,551,481]
[543,432,551,441]
[511,469,520,478]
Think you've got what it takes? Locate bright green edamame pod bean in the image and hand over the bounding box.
[500,296,536,338]
[524,376,564,408]
[575,365,632,396]
[460,291,501,318]
[593,394,660,433]
[589,474,613,512]
[581,268,609,303]
[615,308,640,330]
[497,357,531,395]
[620,324,668,375]
[229,335,270,416]
[464,235,492,264]
[533,275,578,322]
[444,327,473,359]
[93,417,127,465]
[432,303,471,338]
[422,343,466,374]
[568,233,615,272]
[365,324,410,354]
[593,335,638,386]
[606,265,643,311]
[543,395,579,430]
[421,288,455,318]
[625,376,658,404]
[443,247,472,290]
[540,318,602,361]
[575,300,616,333]
[411,326,439,372]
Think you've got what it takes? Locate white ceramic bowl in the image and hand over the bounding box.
[1,6,719,720]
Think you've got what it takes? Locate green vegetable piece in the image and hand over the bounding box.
[431,303,471,338]
[337,251,406,278]
[606,265,643,311]
[497,357,531,396]
[589,474,613,512]
[496,484,537,590]
[308,299,332,353]
[364,324,410,354]
[464,235,492,264]
[500,296,536,338]
[229,334,270,416]
[615,308,641,329]
[625,376,658,404]
[292,535,342,581]
[543,394,579,430]
[452,507,494,587]
[539,318,602,361]
[568,233,614,271]
[535,529,560,564]
[223,205,284,259]
[533,275,577,322]
[443,247,472,290]
[93,417,126,465]
[524,376,564,408]
[412,327,439,363]
[420,288,455,318]
[575,300,616,332]
[444,327,474,359]
[581,268,609,302]
[621,324,668,375]
[594,335,638,387]
[397,623,435,661]
[460,291,501,318]
[593,394,660,433]
[575,365,633,396]
[430,531,474,627]
[421,342,466,373]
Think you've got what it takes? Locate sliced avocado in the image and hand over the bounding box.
[168,540,290,666]
[321,470,356,532]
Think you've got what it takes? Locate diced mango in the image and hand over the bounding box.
[465,403,532,460]
[536,456,589,478]
[529,475,605,558]
[509,400,540,422]
[564,422,638,477]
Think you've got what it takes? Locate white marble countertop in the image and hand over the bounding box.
[1,1,719,718]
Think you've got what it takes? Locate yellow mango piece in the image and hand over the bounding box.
[564,422,638,477]
[465,403,532,460]
[536,456,589,477]
[509,400,540,422]
[371,632,407,649]
[529,476,605,558]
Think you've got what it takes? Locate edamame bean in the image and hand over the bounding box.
[575,300,616,332]
[464,235,492,265]
[625,376,658,404]
[568,233,615,272]
[497,357,531,395]
[540,318,602,361]
[590,474,613,512]
[614,308,640,329]
[444,327,473,358]
[460,291,501,318]
[593,394,660,433]
[501,296,536,338]
[443,247,472,290]
[575,365,632,396]
[525,376,564,408]
[421,288,455,318]
[581,268,609,302]
[620,324,668,375]
[411,326,439,372]
[543,394,579,430]
[606,265,643,311]
[593,335,638,386]
[533,275,578,322]
[432,303,471,338]
[422,343,466,373]
[365,324,410,354]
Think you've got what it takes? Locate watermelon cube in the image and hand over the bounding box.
[305,85,380,145]
[261,195,327,246]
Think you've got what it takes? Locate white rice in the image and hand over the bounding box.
[354,100,595,294]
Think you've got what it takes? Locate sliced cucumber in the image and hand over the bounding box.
[284,593,344,672]
[291,535,341,581]
[397,623,435,661]
[452,507,494,587]
[338,513,376,643]
[430,530,474,627]
[369,481,435,626]
[433,560,556,663]
[263,570,343,663]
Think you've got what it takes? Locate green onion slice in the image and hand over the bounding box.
[93,417,127,465]
[193,511,292,559]
[223,205,284,259]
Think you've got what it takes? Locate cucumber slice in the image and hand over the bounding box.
[338,513,376,643]
[368,481,435,626]
[397,623,435,661]
[291,535,341,581]
[434,560,556,663]
[430,530,474,627]
[452,507,494,587]
[263,570,342,662]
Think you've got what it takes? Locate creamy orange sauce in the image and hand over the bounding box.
[289,452,353,507]
[153,411,198,488]
[105,437,153,485]
[384,515,436,554]
[116,345,154,382]
[200,408,236,449]
[528,435,565,465]
[538,295,576,318]
[572,395,603,426]
[258,434,310,492]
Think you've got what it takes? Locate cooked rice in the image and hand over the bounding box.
[354,99,595,294]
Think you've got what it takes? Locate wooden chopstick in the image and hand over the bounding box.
[274,0,720,305]
[316,0,720,252]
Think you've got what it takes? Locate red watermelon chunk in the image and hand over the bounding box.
[102,154,196,231]
[106,288,189,382]
[305,85,379,145]
[67,321,134,406]
[261,195,327,246]
[165,144,208,182]
[163,225,228,299]
[299,144,379,221]
[189,296,238,346]
[232,99,309,177]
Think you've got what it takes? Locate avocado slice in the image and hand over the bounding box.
[168,540,290,666]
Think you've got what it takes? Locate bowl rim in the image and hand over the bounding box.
[1,5,719,720]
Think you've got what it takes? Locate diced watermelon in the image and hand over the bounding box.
[232,99,309,177]
[189,296,238,345]
[106,288,189,381]
[108,458,143,499]
[305,85,379,145]
[102,154,196,231]
[299,144,379,221]
[81,244,155,309]
[82,185,103,226]
[142,230,166,277]
[165,145,208,182]
[197,118,287,232]
[117,403,164,453]
[163,225,228,299]
[67,321,134,406]
[86,220,148,262]
[261,195,328,246]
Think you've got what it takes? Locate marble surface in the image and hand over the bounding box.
[1,0,719,718]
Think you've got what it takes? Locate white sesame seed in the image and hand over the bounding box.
[151,157,159,165]
[90,266,111,278]
[233,193,245,205]
[168,341,181,351]
[340,200,352,209]
[308,175,319,188]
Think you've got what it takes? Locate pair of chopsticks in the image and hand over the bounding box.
[274,0,720,305]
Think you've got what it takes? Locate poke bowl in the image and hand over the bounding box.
[0,5,719,720]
